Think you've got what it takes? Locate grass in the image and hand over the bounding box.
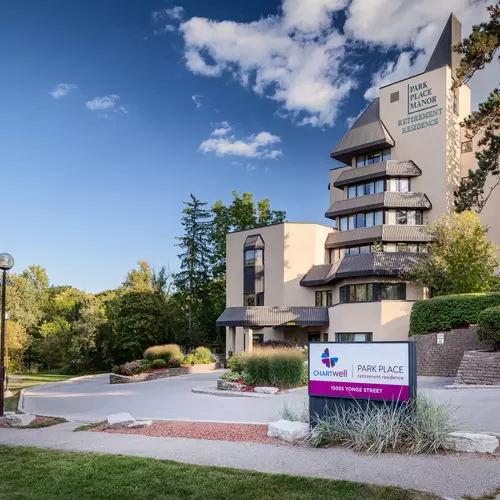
[27,418,68,429]
[0,445,438,500]
[73,422,105,432]
[465,489,500,500]
[4,373,76,414]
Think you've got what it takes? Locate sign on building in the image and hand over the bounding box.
[308,342,416,403]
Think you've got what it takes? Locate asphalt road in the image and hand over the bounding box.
[21,372,500,432]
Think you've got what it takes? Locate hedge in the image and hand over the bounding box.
[409,293,500,335]
[477,306,500,349]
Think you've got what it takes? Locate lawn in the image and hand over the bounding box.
[4,373,75,413]
[0,445,438,500]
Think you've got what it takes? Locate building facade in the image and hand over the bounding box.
[216,14,500,354]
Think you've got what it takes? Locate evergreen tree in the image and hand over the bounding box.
[174,194,213,344]
[453,3,500,213]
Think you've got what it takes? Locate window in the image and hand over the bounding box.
[375,180,385,193]
[382,242,429,253]
[308,332,321,342]
[387,178,410,192]
[252,333,264,345]
[390,91,399,103]
[244,293,264,306]
[365,181,375,195]
[356,184,365,197]
[461,141,473,154]
[345,180,381,199]
[387,210,423,225]
[339,210,384,230]
[356,149,391,167]
[339,283,406,303]
[315,290,333,307]
[245,249,263,267]
[336,333,373,342]
[347,186,356,199]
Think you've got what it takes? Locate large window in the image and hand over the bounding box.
[244,293,264,306]
[339,210,384,230]
[356,149,391,167]
[315,290,333,307]
[383,243,429,253]
[386,178,410,192]
[339,283,406,303]
[336,333,373,342]
[244,249,263,266]
[346,180,385,199]
[386,210,423,225]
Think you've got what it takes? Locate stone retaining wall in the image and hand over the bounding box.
[412,327,488,377]
[109,363,217,384]
[455,350,500,385]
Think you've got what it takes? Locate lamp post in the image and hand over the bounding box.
[0,253,14,417]
[4,312,10,398]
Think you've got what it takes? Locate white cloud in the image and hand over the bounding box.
[230,161,242,166]
[154,24,177,35]
[191,94,203,109]
[50,83,78,99]
[211,121,231,136]
[152,6,185,22]
[200,123,282,159]
[246,163,257,170]
[180,0,354,127]
[86,95,127,113]
[345,0,494,102]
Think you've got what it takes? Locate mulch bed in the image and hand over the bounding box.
[91,421,286,445]
[0,416,57,428]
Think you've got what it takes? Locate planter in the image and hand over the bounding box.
[182,362,218,374]
[217,379,244,392]
[110,367,189,384]
[455,350,500,385]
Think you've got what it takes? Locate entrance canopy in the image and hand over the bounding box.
[216,306,329,327]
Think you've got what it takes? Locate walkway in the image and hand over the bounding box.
[21,372,500,433]
[0,422,499,499]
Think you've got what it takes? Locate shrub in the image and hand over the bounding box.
[309,395,456,455]
[168,357,182,368]
[261,339,293,349]
[477,306,500,349]
[144,344,183,363]
[220,370,243,382]
[409,292,500,335]
[279,398,309,423]
[243,348,304,388]
[226,352,245,372]
[151,359,167,369]
[114,360,144,377]
[184,346,215,365]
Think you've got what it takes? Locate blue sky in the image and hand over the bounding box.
[0,0,494,292]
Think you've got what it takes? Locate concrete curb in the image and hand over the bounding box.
[191,388,270,398]
[445,384,500,390]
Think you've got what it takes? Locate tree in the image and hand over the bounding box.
[122,260,154,291]
[453,3,500,213]
[411,211,499,295]
[174,194,213,343]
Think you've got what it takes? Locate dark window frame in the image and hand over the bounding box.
[339,283,406,303]
[335,332,373,342]
[315,290,333,307]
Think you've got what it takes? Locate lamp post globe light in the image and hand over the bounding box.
[0,253,14,417]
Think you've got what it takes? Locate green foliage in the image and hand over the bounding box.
[184,346,215,365]
[144,344,183,363]
[226,352,246,372]
[410,211,499,295]
[261,339,293,348]
[477,305,500,349]
[151,358,167,369]
[453,4,500,213]
[220,370,243,382]
[409,292,500,335]
[309,396,456,455]
[122,260,154,291]
[241,348,305,388]
[107,291,168,363]
[113,360,145,376]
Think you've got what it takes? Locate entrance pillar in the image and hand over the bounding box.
[229,326,236,355]
[245,328,253,353]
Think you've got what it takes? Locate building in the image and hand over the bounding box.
[216,14,500,354]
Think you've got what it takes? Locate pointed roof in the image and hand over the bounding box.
[330,98,395,164]
[425,13,462,75]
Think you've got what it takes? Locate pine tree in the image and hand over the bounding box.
[453,3,500,213]
[174,194,212,344]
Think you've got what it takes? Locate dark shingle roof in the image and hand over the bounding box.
[325,192,431,218]
[216,306,329,327]
[325,225,431,249]
[333,161,422,188]
[300,253,426,286]
[330,99,395,164]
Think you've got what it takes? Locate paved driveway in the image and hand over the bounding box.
[21,372,500,432]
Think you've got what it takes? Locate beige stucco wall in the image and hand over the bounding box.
[329,165,351,207]
[379,66,454,224]
[329,300,413,341]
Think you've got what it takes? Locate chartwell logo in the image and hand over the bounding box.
[321,348,338,368]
